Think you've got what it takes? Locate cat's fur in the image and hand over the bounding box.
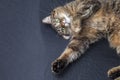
[42,0,120,79]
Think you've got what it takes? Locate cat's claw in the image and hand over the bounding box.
[108,66,120,79]
[51,59,67,74]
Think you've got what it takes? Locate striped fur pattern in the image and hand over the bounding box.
[42,0,120,79]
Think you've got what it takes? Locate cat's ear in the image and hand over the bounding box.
[42,16,51,24]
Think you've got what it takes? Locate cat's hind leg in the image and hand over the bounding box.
[108,66,120,80]
[108,30,120,55]
[108,30,120,79]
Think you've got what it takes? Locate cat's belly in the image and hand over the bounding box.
[84,17,108,31]
[90,20,107,30]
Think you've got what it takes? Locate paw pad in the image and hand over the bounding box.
[108,66,120,79]
[51,59,67,74]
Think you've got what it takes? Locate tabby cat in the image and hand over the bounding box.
[42,0,120,79]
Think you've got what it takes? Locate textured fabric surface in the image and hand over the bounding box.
[0,0,119,80]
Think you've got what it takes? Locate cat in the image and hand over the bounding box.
[42,0,120,79]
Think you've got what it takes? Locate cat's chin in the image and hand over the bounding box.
[62,35,70,40]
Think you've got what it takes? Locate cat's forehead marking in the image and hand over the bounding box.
[59,13,71,23]
[52,11,71,24]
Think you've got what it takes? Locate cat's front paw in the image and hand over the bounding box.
[108,66,120,79]
[51,59,68,74]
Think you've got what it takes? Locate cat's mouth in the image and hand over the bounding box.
[62,27,71,40]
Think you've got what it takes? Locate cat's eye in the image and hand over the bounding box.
[62,28,65,31]
[55,19,60,23]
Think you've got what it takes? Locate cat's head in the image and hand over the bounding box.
[42,7,72,40]
[42,0,101,39]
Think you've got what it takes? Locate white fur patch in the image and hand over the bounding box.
[62,35,70,40]
[65,16,71,23]
[74,28,81,33]
[60,13,71,23]
[65,23,69,26]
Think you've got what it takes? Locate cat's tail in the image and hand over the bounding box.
[108,66,120,80]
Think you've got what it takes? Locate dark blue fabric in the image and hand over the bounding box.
[0,0,119,80]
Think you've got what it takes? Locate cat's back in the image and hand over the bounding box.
[98,0,120,15]
[82,0,120,31]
